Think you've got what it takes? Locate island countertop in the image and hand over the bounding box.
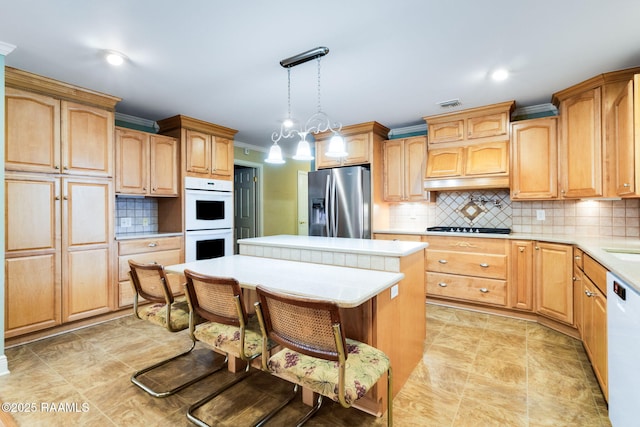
[238,234,427,257]
[165,254,405,308]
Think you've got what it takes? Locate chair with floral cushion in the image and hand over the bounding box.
[254,285,393,427]
[128,260,220,398]
[183,269,295,427]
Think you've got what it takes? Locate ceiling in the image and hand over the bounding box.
[2,0,640,157]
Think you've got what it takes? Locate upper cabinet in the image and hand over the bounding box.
[551,66,640,199]
[313,122,389,170]
[383,136,427,202]
[510,117,558,200]
[157,115,237,181]
[4,68,120,177]
[423,101,514,191]
[115,127,179,196]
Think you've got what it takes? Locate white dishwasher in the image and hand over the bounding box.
[607,271,640,427]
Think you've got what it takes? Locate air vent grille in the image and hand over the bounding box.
[437,98,461,108]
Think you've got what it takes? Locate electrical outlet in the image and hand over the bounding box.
[120,217,132,228]
[390,284,399,299]
[142,217,149,226]
[536,210,546,221]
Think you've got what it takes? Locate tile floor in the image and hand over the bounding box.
[0,304,610,426]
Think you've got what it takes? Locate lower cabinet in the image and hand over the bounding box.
[509,240,534,310]
[534,242,574,325]
[117,236,184,307]
[4,173,113,338]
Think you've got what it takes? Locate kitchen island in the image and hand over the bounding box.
[167,235,427,416]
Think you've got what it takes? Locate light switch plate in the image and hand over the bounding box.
[536,210,546,221]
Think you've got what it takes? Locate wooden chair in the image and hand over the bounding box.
[254,285,393,426]
[183,270,294,427]
[128,260,219,398]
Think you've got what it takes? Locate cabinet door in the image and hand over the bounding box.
[426,147,463,178]
[343,133,371,166]
[62,178,112,321]
[428,120,464,144]
[610,79,636,196]
[559,88,602,198]
[592,289,608,400]
[315,139,342,169]
[185,129,211,174]
[535,242,573,324]
[5,254,61,337]
[467,112,508,139]
[465,141,508,176]
[404,137,427,200]
[383,140,404,202]
[61,101,114,177]
[510,118,558,199]
[115,128,148,195]
[510,240,534,311]
[5,88,61,173]
[150,135,179,195]
[211,136,233,177]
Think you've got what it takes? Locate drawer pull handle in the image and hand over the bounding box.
[584,290,596,297]
[438,259,448,264]
[479,263,489,268]
[479,288,489,293]
[148,242,158,247]
[574,256,581,260]
[438,282,448,287]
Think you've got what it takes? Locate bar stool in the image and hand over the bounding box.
[128,260,219,397]
[254,285,393,426]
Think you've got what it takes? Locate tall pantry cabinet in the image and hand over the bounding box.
[4,67,120,338]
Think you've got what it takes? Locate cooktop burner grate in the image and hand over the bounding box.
[426,226,511,234]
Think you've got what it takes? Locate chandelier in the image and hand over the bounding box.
[265,46,346,164]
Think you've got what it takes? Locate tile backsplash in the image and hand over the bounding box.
[115,196,158,234]
[388,191,640,238]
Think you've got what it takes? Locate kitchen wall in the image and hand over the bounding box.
[388,191,640,238]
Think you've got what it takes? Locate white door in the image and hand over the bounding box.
[297,170,309,235]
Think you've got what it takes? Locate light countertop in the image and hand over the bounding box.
[238,234,427,257]
[375,229,640,293]
[165,255,404,308]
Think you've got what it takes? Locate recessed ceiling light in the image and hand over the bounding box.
[105,50,126,66]
[491,69,509,81]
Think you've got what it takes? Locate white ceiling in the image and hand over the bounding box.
[2,0,640,156]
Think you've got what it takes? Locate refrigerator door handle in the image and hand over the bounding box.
[324,175,331,237]
[332,173,338,237]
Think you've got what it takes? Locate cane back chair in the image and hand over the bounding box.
[128,260,218,397]
[254,285,393,426]
[183,270,294,427]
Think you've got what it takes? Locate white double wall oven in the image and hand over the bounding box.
[184,177,233,262]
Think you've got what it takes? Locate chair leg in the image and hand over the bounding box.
[254,384,299,427]
[293,393,323,427]
[131,340,225,398]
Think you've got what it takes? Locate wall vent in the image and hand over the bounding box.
[437,98,461,108]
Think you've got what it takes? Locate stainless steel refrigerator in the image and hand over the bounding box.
[308,166,371,239]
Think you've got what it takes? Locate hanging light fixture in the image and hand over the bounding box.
[268,46,345,163]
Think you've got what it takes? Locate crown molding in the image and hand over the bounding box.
[0,41,16,56]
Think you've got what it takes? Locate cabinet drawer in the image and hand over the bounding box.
[583,254,607,295]
[118,236,182,255]
[374,233,422,242]
[427,250,507,279]
[574,248,584,270]
[427,272,507,306]
[118,249,182,282]
[425,236,507,254]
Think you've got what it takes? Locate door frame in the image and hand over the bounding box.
[234,159,263,238]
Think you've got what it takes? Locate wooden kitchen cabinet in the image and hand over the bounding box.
[5,87,116,177]
[373,233,423,242]
[509,240,534,311]
[423,101,514,190]
[534,242,574,325]
[510,117,558,200]
[4,173,113,337]
[425,236,509,307]
[315,132,371,169]
[115,127,179,196]
[156,115,237,181]
[117,236,184,307]
[383,136,427,202]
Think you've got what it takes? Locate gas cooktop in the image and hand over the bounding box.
[426,226,512,234]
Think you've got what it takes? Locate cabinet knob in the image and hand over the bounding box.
[63,196,68,200]
[479,263,489,268]
[623,183,631,188]
[54,165,60,170]
[55,196,60,200]
[63,166,69,170]
[479,288,489,293]
[148,242,158,247]
[438,259,448,264]
[535,246,539,250]
[519,247,525,253]
[574,256,581,260]
[584,289,596,297]
[438,282,448,287]
[572,276,578,281]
